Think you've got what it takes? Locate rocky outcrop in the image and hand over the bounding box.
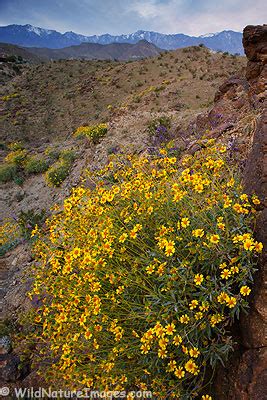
[211,24,267,400]
[237,96,267,400]
[243,25,267,78]
[225,109,267,400]
[184,26,266,170]
[239,24,267,357]
[243,25,267,108]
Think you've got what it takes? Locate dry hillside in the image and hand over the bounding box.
[0,46,245,144]
[0,46,246,219]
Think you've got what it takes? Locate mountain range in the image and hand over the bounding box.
[0,40,161,62]
[0,24,244,54]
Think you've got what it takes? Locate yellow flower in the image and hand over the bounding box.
[217,222,225,231]
[159,337,169,349]
[252,195,260,205]
[189,300,198,310]
[182,345,188,354]
[227,178,235,187]
[157,263,166,276]
[226,296,237,308]
[194,274,204,285]
[158,348,167,358]
[254,241,263,252]
[240,286,251,296]
[192,229,204,238]
[189,347,200,358]
[240,194,248,202]
[167,360,177,372]
[119,233,128,243]
[221,269,231,280]
[165,240,175,257]
[173,335,182,346]
[209,234,220,244]
[154,322,165,337]
[217,292,229,303]
[147,206,153,214]
[165,323,176,335]
[35,315,42,323]
[146,264,155,274]
[79,314,86,325]
[233,203,244,213]
[181,218,190,228]
[194,311,203,320]
[84,330,92,340]
[210,313,223,327]
[72,247,81,258]
[174,366,185,379]
[179,314,190,324]
[243,238,254,251]
[202,395,212,400]
[184,359,199,375]
[129,230,137,239]
[230,265,239,274]
[140,344,150,354]
[223,196,232,208]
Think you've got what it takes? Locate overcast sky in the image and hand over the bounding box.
[0,0,266,36]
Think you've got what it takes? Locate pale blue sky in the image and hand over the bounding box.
[0,0,266,36]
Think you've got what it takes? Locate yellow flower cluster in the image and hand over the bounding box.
[0,220,20,248]
[26,141,262,399]
[73,123,108,142]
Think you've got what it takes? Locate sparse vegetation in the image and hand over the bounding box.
[5,149,27,165]
[45,160,71,187]
[17,209,47,240]
[148,115,172,147]
[74,123,108,143]
[24,156,49,174]
[0,48,245,144]
[0,163,17,183]
[59,149,76,164]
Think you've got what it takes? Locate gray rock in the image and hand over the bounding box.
[0,336,12,355]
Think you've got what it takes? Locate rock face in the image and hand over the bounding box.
[238,26,267,396]
[211,24,267,400]
[243,25,267,110]
[243,25,267,79]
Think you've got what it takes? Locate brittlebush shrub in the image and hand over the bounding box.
[0,219,20,256]
[24,156,49,174]
[28,141,262,399]
[59,149,76,164]
[5,149,27,166]
[45,161,70,187]
[74,123,108,143]
[8,141,24,151]
[0,163,17,183]
[45,150,76,187]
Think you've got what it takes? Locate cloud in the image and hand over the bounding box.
[0,0,266,36]
[129,0,267,35]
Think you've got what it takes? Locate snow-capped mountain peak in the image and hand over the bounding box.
[200,32,217,38]
[0,24,244,54]
[25,24,54,36]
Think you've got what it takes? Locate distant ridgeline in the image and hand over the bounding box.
[0,24,244,54]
